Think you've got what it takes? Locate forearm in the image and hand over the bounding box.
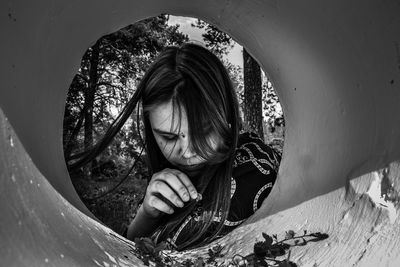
[126,205,162,240]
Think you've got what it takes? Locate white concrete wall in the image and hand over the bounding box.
[1,0,400,265]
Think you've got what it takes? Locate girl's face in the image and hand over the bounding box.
[148,100,221,176]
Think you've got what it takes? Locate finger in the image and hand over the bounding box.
[168,169,198,200]
[148,195,174,215]
[151,180,184,208]
[159,171,193,202]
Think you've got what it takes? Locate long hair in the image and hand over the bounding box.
[70,43,241,250]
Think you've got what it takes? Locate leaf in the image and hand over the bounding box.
[208,248,214,257]
[233,255,244,265]
[142,237,156,254]
[285,230,295,239]
[262,233,273,247]
[278,260,298,267]
[309,232,329,242]
[278,261,291,267]
[272,234,278,241]
[182,259,194,267]
[154,241,167,254]
[262,232,269,240]
[245,253,256,262]
[238,259,250,267]
[311,232,329,239]
[253,241,271,258]
[254,241,268,257]
[269,244,287,257]
[194,257,205,267]
[134,237,156,255]
[212,244,224,255]
[254,258,269,267]
[207,246,224,264]
[296,238,307,246]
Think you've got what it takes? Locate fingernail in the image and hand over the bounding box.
[195,193,202,202]
[177,200,184,207]
[191,191,198,200]
[182,192,189,202]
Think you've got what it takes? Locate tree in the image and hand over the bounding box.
[63,15,189,178]
[191,20,234,56]
[191,19,265,138]
[243,49,263,137]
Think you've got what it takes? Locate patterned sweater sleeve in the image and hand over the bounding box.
[227,132,281,224]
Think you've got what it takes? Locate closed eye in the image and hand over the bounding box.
[162,134,178,141]
[153,128,179,141]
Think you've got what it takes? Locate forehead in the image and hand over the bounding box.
[148,100,187,132]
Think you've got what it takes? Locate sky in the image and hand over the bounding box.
[167,15,244,67]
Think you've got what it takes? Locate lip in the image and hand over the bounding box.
[175,163,206,172]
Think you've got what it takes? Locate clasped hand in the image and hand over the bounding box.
[142,168,198,218]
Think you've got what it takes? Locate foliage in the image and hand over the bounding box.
[262,76,284,131]
[63,14,189,168]
[131,230,329,266]
[70,159,149,234]
[191,19,284,137]
[191,19,234,57]
[65,13,192,237]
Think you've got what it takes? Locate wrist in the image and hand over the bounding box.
[138,203,162,220]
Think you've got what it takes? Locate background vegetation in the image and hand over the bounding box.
[63,14,284,235]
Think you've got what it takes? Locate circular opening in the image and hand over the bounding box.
[62,14,284,248]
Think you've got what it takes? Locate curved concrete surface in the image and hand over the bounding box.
[1,0,400,266]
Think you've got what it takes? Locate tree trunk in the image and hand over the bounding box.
[64,110,85,161]
[243,48,264,138]
[83,40,100,178]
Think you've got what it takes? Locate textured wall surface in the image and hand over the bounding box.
[1,0,400,266]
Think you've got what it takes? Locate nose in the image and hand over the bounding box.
[178,136,196,159]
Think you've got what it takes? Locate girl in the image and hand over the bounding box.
[74,43,281,250]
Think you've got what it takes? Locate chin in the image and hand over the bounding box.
[182,169,202,177]
[175,163,205,176]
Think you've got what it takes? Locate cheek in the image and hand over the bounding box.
[157,140,176,158]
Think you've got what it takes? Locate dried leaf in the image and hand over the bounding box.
[254,258,269,267]
[285,230,295,239]
[233,255,243,265]
[194,257,205,267]
[310,232,329,240]
[297,238,307,246]
[182,259,194,267]
[212,244,223,254]
[278,261,290,267]
[278,260,298,267]
[154,242,167,254]
[134,237,156,255]
[262,233,273,247]
[245,254,256,265]
[254,241,268,257]
[273,234,278,241]
[208,248,214,256]
[269,244,287,257]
